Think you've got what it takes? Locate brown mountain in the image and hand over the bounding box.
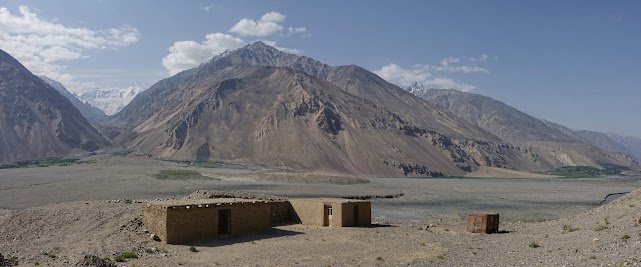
[108,42,547,177]
[0,49,110,163]
[416,88,638,169]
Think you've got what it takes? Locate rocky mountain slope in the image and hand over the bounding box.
[79,83,146,115]
[0,49,111,163]
[416,87,638,169]
[607,133,641,160]
[108,42,549,177]
[39,76,107,123]
[574,130,632,155]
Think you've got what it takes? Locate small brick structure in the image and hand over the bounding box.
[466,212,499,234]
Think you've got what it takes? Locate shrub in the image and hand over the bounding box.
[114,251,137,262]
[189,246,198,253]
[562,224,578,233]
[144,248,154,254]
[593,224,609,232]
[622,234,630,240]
[0,253,18,266]
[528,241,540,248]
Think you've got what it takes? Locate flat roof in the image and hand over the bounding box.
[289,198,369,203]
[145,198,266,208]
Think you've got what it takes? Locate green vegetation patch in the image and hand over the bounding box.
[540,166,622,178]
[153,169,208,180]
[0,157,95,169]
[528,241,540,248]
[562,224,578,233]
[114,251,137,262]
[164,159,251,169]
[593,224,609,232]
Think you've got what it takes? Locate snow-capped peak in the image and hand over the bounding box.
[405,82,428,94]
[78,83,147,115]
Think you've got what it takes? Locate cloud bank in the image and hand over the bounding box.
[374,55,491,92]
[0,6,140,90]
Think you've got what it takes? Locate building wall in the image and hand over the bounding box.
[229,202,271,235]
[142,204,167,241]
[289,199,325,226]
[144,202,270,244]
[268,201,292,225]
[339,202,372,227]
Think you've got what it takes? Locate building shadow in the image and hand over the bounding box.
[368,223,395,228]
[186,228,303,247]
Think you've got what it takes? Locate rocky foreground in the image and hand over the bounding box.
[0,188,640,267]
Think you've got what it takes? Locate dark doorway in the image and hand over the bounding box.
[353,205,359,226]
[218,209,231,234]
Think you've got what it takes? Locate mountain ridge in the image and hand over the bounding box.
[106,42,549,176]
[0,49,111,163]
[414,86,638,169]
[39,76,107,123]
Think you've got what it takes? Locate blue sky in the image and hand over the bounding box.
[0,0,639,137]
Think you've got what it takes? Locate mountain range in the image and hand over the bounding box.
[0,49,111,163]
[106,41,557,176]
[39,76,107,123]
[411,84,639,168]
[1,42,638,176]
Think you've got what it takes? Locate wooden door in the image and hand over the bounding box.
[218,209,231,234]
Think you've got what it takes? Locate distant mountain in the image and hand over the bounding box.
[39,76,107,122]
[79,83,146,115]
[0,49,111,163]
[573,130,632,155]
[416,87,638,169]
[607,133,641,160]
[107,42,548,177]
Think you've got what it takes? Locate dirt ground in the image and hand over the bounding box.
[1,155,641,266]
[0,190,640,267]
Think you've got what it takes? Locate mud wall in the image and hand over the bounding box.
[141,204,168,241]
[268,201,292,225]
[289,199,325,226]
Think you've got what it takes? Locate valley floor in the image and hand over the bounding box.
[1,155,640,266]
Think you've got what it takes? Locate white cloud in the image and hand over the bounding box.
[229,11,308,37]
[230,11,285,37]
[200,4,214,12]
[288,27,307,34]
[423,77,476,92]
[374,55,492,92]
[260,40,302,54]
[163,11,306,75]
[373,64,432,87]
[0,5,140,91]
[162,33,245,75]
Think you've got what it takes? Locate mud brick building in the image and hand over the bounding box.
[289,198,371,227]
[142,198,270,244]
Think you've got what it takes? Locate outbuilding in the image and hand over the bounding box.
[142,198,270,244]
[289,198,371,227]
